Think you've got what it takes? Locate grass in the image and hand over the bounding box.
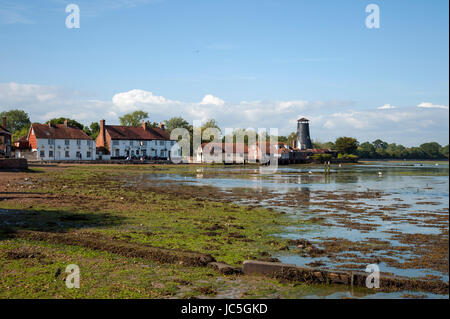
[0,164,329,298]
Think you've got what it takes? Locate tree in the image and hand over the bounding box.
[287,132,297,147]
[419,142,442,159]
[119,111,149,127]
[373,139,388,150]
[164,117,191,134]
[322,142,335,150]
[201,119,220,143]
[84,122,100,139]
[0,109,31,132]
[46,118,84,130]
[335,137,359,155]
[357,142,376,158]
[440,145,449,159]
[12,125,31,142]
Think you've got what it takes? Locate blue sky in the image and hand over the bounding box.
[0,0,448,146]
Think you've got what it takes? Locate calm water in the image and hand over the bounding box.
[127,161,449,298]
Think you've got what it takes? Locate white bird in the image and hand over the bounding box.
[378,171,383,176]
[308,171,313,174]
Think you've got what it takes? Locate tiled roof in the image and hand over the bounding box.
[31,123,92,140]
[105,125,171,141]
[250,142,278,154]
[0,125,12,135]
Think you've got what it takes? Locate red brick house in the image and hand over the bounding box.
[96,119,178,160]
[27,121,95,160]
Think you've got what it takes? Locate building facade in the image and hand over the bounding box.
[96,120,179,160]
[27,121,95,161]
[0,117,12,158]
[195,143,248,163]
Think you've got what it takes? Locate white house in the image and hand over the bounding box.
[195,143,248,163]
[96,120,180,160]
[27,121,95,161]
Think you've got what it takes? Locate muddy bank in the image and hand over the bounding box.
[13,230,215,267]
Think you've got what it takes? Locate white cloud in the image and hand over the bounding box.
[0,82,448,146]
[378,104,396,110]
[199,94,225,106]
[112,89,173,112]
[417,102,449,110]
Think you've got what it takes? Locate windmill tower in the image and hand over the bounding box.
[296,117,313,150]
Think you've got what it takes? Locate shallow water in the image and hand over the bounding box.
[127,161,449,298]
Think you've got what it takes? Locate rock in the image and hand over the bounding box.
[208,262,242,275]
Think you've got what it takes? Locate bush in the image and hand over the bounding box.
[337,153,359,162]
[310,154,332,163]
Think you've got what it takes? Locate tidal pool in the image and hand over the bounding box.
[126,161,449,298]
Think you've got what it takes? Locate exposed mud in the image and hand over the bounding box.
[14,230,215,267]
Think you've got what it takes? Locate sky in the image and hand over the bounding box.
[0,0,448,146]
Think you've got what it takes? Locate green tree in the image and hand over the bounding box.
[0,109,31,132]
[12,125,31,142]
[335,137,359,155]
[164,117,191,133]
[357,142,376,158]
[201,119,220,143]
[440,145,449,159]
[46,118,84,130]
[419,142,442,159]
[286,132,297,147]
[373,139,388,150]
[322,141,335,150]
[84,122,100,139]
[119,110,149,127]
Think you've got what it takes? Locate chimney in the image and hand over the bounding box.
[159,122,165,130]
[142,121,148,130]
[96,119,106,148]
[64,119,69,128]
[48,122,52,128]
[1,116,6,129]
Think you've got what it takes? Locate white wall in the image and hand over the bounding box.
[34,138,95,160]
[110,139,179,160]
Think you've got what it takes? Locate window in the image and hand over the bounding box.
[87,140,93,146]
[87,151,91,158]
[65,139,70,146]
[48,139,55,145]
[130,141,133,146]
[142,149,147,156]
[49,150,54,157]
[40,150,45,158]
[141,141,147,146]
[65,151,70,158]
[115,149,119,157]
[136,150,139,155]
[76,151,81,159]
[76,140,81,146]
[113,140,119,146]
